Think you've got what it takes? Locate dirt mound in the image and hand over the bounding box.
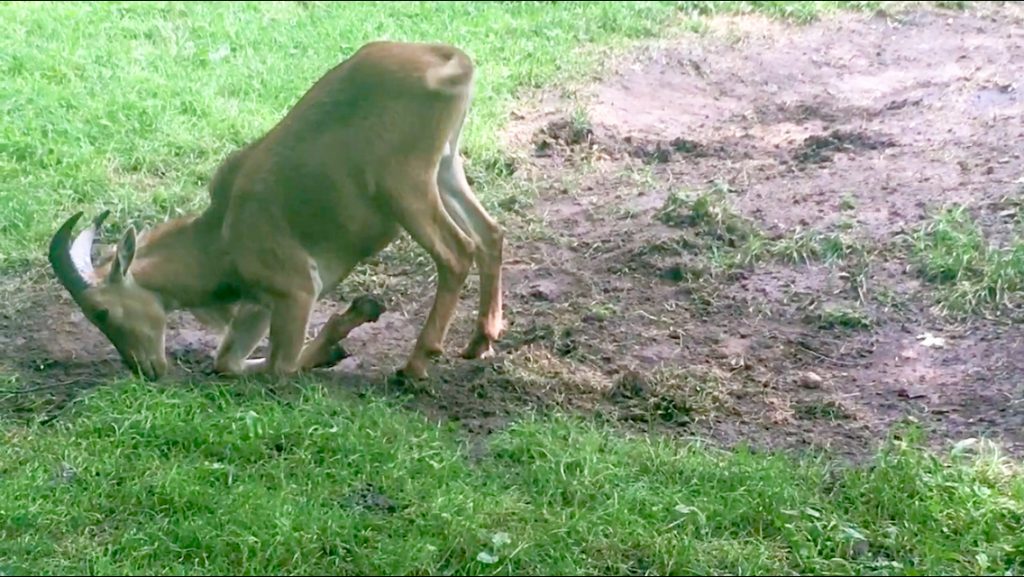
[793,129,896,165]
[3,4,1023,461]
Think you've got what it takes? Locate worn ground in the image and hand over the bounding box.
[2,4,1022,460]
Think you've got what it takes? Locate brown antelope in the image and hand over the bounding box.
[47,41,505,382]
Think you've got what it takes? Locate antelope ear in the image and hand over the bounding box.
[108,226,137,284]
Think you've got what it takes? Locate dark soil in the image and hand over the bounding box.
[3,5,1023,460]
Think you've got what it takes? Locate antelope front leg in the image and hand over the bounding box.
[214,296,385,377]
[214,304,271,375]
[214,295,310,377]
[264,291,316,376]
[297,295,386,369]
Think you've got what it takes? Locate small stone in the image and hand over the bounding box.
[799,371,824,389]
[916,333,946,348]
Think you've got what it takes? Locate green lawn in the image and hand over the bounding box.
[3,1,1023,575]
[2,381,1022,575]
[0,0,684,269]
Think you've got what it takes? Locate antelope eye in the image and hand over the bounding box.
[94,308,110,324]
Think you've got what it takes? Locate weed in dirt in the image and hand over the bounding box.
[654,187,874,277]
[910,204,1024,315]
[584,301,620,324]
[814,305,874,331]
[840,194,858,212]
[769,230,870,268]
[819,232,868,263]
[795,399,855,421]
[532,110,598,159]
[656,188,755,248]
[771,229,826,265]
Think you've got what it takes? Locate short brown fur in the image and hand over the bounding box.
[48,41,505,381]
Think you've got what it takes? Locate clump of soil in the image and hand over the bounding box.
[794,129,896,165]
[532,116,596,157]
[624,135,725,164]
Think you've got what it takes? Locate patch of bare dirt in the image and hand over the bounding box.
[3,5,1023,461]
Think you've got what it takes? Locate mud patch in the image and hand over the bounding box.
[793,129,896,165]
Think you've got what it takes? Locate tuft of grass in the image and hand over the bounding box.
[910,205,1024,315]
[815,304,874,330]
[656,188,755,248]
[1,381,1022,575]
[655,187,872,275]
[840,193,858,211]
[770,228,825,265]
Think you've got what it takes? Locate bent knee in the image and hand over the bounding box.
[436,234,474,286]
[451,236,476,278]
[476,221,504,262]
[213,355,244,375]
[485,221,504,248]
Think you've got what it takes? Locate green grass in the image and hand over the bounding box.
[654,189,1024,319]
[0,0,686,269]
[911,204,1024,316]
[649,185,1024,323]
[1,381,1022,575]
[676,0,882,23]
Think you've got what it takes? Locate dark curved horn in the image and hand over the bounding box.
[48,210,111,295]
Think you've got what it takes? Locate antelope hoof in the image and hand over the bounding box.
[462,333,496,360]
[399,357,430,382]
[324,295,387,342]
[317,343,351,369]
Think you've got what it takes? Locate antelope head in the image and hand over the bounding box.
[48,211,168,380]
